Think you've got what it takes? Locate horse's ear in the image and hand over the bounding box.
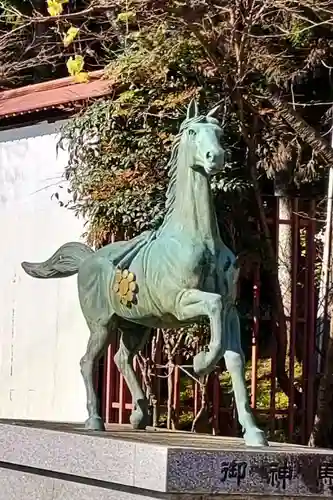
[187,99,199,120]
[207,104,221,118]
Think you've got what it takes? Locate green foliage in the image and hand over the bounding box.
[0,0,23,24]
[57,1,333,245]
[117,11,136,23]
[60,21,252,246]
[60,96,172,244]
[288,19,312,48]
[105,23,203,86]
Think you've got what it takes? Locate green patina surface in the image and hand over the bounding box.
[21,101,267,447]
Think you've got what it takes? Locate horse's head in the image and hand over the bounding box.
[180,100,226,176]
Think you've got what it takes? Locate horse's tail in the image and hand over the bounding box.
[21,242,94,279]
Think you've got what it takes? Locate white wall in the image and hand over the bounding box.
[0,121,90,422]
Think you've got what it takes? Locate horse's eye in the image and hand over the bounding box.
[188,129,196,137]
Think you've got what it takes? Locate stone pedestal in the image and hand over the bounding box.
[0,420,332,499]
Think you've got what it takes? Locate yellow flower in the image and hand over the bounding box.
[63,26,79,47]
[46,0,68,17]
[66,55,84,76]
[47,0,63,16]
[74,72,89,83]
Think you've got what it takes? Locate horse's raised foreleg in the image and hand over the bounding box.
[175,289,224,377]
[80,321,110,431]
[114,324,151,430]
[224,304,267,447]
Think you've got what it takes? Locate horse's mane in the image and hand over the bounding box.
[160,115,207,229]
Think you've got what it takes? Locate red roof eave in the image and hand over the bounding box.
[0,70,112,119]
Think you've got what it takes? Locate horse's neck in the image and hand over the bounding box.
[170,153,220,247]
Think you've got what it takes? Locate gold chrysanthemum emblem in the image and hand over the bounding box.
[113,269,138,306]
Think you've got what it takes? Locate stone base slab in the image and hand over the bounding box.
[0,420,332,499]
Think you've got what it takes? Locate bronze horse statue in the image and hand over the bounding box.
[22,101,267,447]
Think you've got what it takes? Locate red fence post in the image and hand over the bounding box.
[104,344,115,424]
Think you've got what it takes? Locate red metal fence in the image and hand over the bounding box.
[95,197,321,445]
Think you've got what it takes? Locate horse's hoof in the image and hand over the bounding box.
[130,408,148,430]
[244,428,268,447]
[84,416,105,431]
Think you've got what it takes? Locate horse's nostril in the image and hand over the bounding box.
[206,151,214,161]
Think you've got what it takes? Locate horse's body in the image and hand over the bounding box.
[22,101,267,447]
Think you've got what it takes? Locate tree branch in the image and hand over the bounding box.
[30,5,114,24]
[267,92,333,165]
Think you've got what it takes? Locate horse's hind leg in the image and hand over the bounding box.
[114,324,150,430]
[223,305,267,446]
[80,320,111,431]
